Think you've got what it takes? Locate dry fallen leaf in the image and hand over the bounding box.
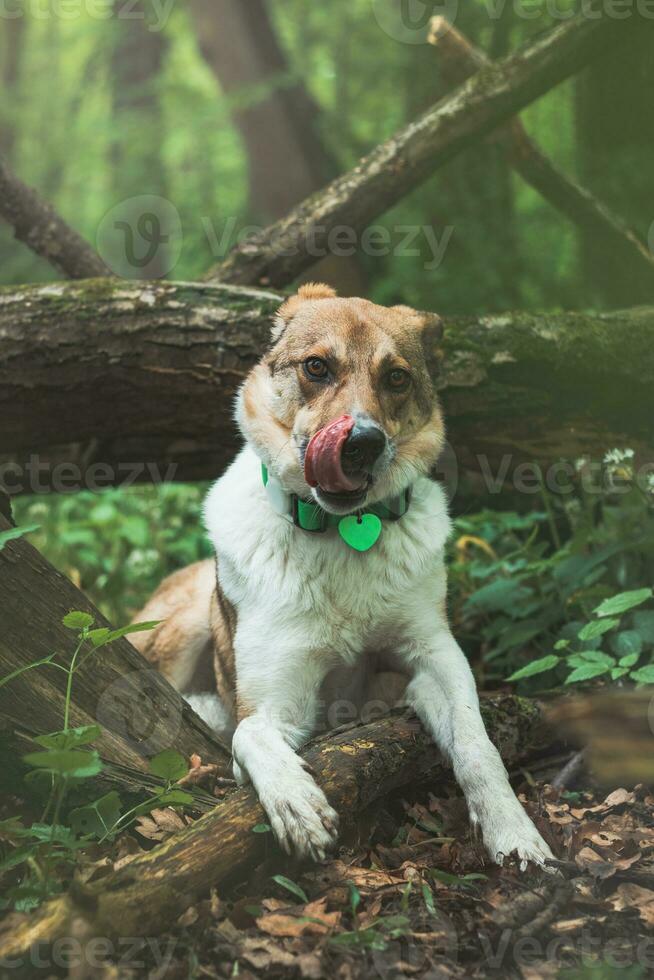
[256,898,341,938]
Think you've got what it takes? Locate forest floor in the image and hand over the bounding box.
[15,750,649,980]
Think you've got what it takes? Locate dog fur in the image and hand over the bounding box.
[132,285,554,868]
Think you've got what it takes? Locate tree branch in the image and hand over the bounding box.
[0,696,545,959]
[428,17,654,292]
[0,157,109,279]
[205,5,642,287]
[0,280,652,492]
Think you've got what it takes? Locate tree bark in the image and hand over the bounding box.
[428,17,654,294]
[0,159,109,279]
[205,5,642,288]
[0,512,231,777]
[0,279,652,494]
[0,696,545,959]
[187,0,366,295]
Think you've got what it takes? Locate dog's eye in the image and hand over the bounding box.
[304,357,329,381]
[387,368,411,391]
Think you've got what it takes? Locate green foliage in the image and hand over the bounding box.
[12,484,211,623]
[0,613,198,910]
[451,457,654,692]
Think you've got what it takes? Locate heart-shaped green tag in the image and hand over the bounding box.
[338,513,382,552]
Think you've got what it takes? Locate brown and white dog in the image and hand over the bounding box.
[132,284,553,868]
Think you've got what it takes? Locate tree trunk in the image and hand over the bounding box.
[205,5,642,287]
[0,280,652,494]
[187,0,366,295]
[188,0,332,221]
[576,31,654,307]
[0,696,545,959]
[0,512,231,777]
[0,16,26,160]
[108,1,169,280]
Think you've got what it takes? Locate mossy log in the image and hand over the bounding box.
[0,280,652,492]
[0,696,544,963]
[0,512,231,780]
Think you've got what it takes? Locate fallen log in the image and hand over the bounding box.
[0,512,231,781]
[206,5,641,287]
[0,280,652,493]
[427,17,654,293]
[0,695,545,961]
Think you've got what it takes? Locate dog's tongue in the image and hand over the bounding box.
[304,415,363,494]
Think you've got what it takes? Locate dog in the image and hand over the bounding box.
[132,283,554,868]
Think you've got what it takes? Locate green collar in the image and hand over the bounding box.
[261,463,411,551]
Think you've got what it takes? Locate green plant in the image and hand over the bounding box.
[0,611,195,910]
[451,453,654,689]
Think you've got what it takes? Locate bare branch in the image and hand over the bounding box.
[0,157,109,279]
[205,5,641,288]
[428,16,654,293]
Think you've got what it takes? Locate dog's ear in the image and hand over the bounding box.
[419,312,444,380]
[271,282,338,342]
[393,306,444,380]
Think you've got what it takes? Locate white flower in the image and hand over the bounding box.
[604,448,634,466]
[647,474,654,496]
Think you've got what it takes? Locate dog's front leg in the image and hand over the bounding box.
[231,633,339,861]
[404,626,554,869]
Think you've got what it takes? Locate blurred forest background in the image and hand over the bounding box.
[3,0,653,688]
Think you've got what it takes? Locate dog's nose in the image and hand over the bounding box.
[341,422,387,473]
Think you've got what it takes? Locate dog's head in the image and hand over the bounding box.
[238,284,445,514]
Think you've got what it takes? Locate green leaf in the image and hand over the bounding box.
[34,725,101,751]
[619,652,640,668]
[565,664,610,685]
[0,525,39,551]
[148,749,188,783]
[87,628,111,647]
[573,650,615,667]
[577,618,619,642]
[20,824,77,845]
[633,611,654,645]
[594,589,653,618]
[629,665,654,685]
[0,845,37,872]
[69,792,122,838]
[349,882,362,916]
[62,611,94,631]
[610,667,630,680]
[611,630,644,660]
[91,621,161,649]
[554,639,570,651]
[252,823,271,834]
[23,748,102,778]
[464,578,533,617]
[272,874,309,904]
[421,882,437,916]
[506,654,560,682]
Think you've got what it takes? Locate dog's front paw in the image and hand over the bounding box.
[470,795,555,872]
[259,769,339,862]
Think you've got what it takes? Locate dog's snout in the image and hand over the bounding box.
[341,422,386,472]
